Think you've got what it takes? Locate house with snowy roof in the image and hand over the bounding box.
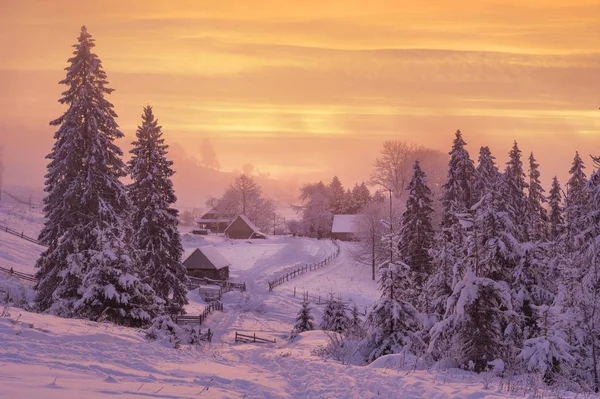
[195,208,232,233]
[331,214,358,241]
[224,214,267,239]
[183,246,230,280]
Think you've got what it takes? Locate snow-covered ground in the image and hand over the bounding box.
[0,201,586,398]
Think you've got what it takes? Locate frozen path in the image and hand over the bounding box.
[205,237,339,343]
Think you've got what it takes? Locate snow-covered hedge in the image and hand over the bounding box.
[144,316,204,348]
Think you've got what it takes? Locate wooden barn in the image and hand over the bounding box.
[224,215,267,239]
[331,214,358,241]
[195,208,232,233]
[183,246,231,280]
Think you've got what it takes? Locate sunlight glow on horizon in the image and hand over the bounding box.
[1,0,599,195]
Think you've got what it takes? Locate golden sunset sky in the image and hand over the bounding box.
[1,0,600,203]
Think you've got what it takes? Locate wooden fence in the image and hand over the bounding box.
[172,301,223,327]
[268,240,340,291]
[188,277,246,292]
[0,224,43,246]
[0,265,37,284]
[2,190,35,207]
[234,331,276,344]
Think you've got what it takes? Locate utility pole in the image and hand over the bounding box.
[389,188,393,264]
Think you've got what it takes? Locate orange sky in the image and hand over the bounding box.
[1,0,600,203]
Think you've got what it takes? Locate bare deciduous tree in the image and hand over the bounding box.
[369,141,415,199]
[349,201,387,280]
[208,174,277,232]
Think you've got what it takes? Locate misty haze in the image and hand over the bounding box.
[1,1,600,398]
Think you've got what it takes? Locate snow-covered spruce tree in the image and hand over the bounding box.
[429,174,514,371]
[512,240,554,342]
[424,131,476,319]
[35,26,150,320]
[577,156,600,392]
[349,303,364,337]
[548,176,564,242]
[422,232,454,318]
[397,160,434,291]
[441,130,476,228]
[503,141,529,241]
[564,152,590,249]
[429,271,512,372]
[128,106,188,315]
[363,260,423,362]
[292,298,315,336]
[518,304,574,385]
[320,295,350,333]
[527,152,548,242]
[73,227,160,326]
[474,146,500,203]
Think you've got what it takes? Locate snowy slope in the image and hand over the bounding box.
[0,204,590,398]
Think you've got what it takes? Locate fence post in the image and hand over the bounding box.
[294,286,296,297]
[253,333,256,342]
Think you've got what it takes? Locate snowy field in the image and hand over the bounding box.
[0,201,591,398]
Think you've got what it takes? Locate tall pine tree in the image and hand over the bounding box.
[128,106,188,315]
[564,152,589,248]
[503,141,529,241]
[474,146,500,203]
[527,152,548,242]
[441,130,476,228]
[35,26,148,321]
[398,160,434,289]
[548,176,564,242]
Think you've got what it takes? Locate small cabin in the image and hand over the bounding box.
[224,215,266,239]
[183,246,230,280]
[195,208,232,233]
[331,214,358,241]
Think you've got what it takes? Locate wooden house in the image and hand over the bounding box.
[195,208,232,233]
[224,214,267,239]
[183,246,230,280]
[331,214,358,241]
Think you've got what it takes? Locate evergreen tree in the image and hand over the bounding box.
[350,303,363,335]
[469,176,519,283]
[350,182,372,213]
[518,305,574,385]
[564,152,589,247]
[293,298,315,335]
[35,26,138,318]
[328,176,346,214]
[474,146,500,203]
[441,130,476,228]
[548,176,564,241]
[128,106,188,315]
[503,141,529,241]
[422,230,455,318]
[398,160,434,288]
[363,259,423,361]
[73,228,160,325]
[426,131,475,320]
[429,272,512,372]
[320,295,350,333]
[527,152,548,242]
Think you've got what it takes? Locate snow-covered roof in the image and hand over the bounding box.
[331,214,358,234]
[182,245,231,269]
[198,245,231,269]
[195,218,231,223]
[225,214,266,237]
[238,214,262,234]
